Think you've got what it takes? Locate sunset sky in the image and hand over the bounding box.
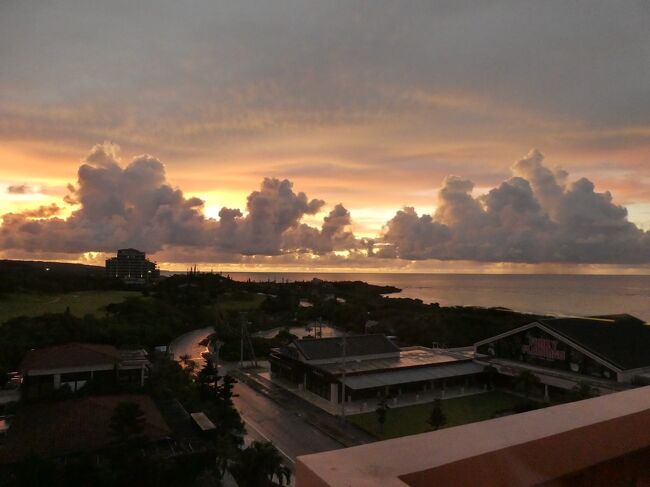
[1,1,649,272]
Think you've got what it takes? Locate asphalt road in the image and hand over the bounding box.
[169,327,344,465]
[168,326,214,368]
[233,381,343,465]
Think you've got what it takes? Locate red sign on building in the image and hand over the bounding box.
[522,337,566,361]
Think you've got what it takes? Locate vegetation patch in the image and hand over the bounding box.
[0,290,140,323]
[348,391,525,440]
[216,292,266,312]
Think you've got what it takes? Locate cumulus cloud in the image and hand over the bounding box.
[215,178,325,255]
[0,143,356,258]
[282,203,356,254]
[7,184,33,194]
[20,204,62,219]
[2,144,649,265]
[0,143,213,253]
[382,150,650,264]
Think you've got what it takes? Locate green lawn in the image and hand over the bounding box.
[216,292,266,312]
[349,391,525,440]
[0,290,141,323]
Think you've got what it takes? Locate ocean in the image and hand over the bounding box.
[223,272,650,322]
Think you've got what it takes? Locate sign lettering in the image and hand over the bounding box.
[522,337,566,361]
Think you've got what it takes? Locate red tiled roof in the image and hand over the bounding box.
[20,343,122,372]
[0,394,171,463]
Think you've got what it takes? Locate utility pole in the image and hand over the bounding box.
[340,332,347,421]
[240,320,244,369]
[213,339,223,376]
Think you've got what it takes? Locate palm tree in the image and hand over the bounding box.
[375,395,390,436]
[230,441,291,486]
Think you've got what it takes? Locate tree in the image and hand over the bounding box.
[375,395,390,435]
[110,401,146,445]
[483,365,499,390]
[197,359,218,400]
[230,441,292,486]
[216,374,238,406]
[179,354,197,375]
[427,399,447,431]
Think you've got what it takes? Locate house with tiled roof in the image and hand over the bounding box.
[0,394,170,463]
[20,343,151,399]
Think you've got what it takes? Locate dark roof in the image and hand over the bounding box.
[293,334,400,361]
[540,315,650,370]
[20,343,121,372]
[588,314,646,325]
[0,394,171,463]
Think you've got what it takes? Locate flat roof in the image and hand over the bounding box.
[190,412,216,432]
[316,348,468,376]
[344,361,484,390]
[296,386,650,487]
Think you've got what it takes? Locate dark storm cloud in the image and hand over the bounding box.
[382,150,650,263]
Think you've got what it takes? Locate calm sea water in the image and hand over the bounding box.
[223,272,650,322]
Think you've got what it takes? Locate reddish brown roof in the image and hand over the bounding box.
[0,394,171,463]
[20,343,122,372]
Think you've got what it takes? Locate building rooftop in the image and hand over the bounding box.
[0,394,171,463]
[293,334,399,362]
[297,386,650,487]
[20,343,122,373]
[343,361,484,390]
[316,347,470,376]
[540,315,650,370]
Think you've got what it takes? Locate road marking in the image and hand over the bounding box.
[241,416,295,465]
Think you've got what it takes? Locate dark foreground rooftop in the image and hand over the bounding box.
[0,394,171,463]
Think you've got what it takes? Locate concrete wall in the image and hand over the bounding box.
[296,386,650,487]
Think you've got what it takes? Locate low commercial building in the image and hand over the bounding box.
[474,314,650,400]
[20,343,151,399]
[296,385,650,486]
[270,334,484,406]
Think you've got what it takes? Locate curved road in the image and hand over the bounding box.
[168,326,214,368]
[168,327,343,465]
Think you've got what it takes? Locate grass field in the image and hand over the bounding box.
[0,290,141,323]
[349,391,524,440]
[216,292,266,312]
